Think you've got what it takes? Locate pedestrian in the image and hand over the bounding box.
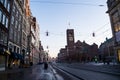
[103,57,106,64]
[44,62,48,70]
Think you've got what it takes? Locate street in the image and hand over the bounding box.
[52,62,120,80]
[0,64,63,80]
[0,62,120,80]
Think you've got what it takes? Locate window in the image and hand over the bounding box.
[24,23,26,31]
[0,0,4,4]
[9,28,13,40]
[14,46,16,52]
[7,1,10,12]
[16,11,18,18]
[0,28,1,44]
[14,31,17,42]
[2,14,5,25]
[0,31,4,45]
[18,24,20,31]
[19,15,21,22]
[112,11,119,24]
[0,9,2,22]
[5,17,8,28]
[17,48,19,53]
[114,22,120,32]
[11,16,14,25]
[3,33,7,46]
[4,0,7,8]
[15,20,18,28]
[12,5,15,13]
[17,32,20,44]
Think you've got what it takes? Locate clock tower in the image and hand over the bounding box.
[67,29,75,46]
[66,29,75,62]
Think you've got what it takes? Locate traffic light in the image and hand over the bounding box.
[92,32,95,37]
[46,31,49,36]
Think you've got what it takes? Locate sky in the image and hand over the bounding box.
[30,0,112,58]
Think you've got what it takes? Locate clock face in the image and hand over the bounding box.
[69,36,73,41]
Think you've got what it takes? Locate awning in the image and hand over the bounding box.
[4,50,11,55]
[17,53,24,60]
[10,52,24,60]
[11,52,18,59]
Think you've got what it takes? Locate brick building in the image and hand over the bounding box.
[58,29,98,63]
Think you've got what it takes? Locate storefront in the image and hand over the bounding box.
[9,52,24,68]
[118,49,120,62]
[0,54,5,71]
[114,46,120,63]
[0,48,10,71]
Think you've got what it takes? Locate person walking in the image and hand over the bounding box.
[44,62,48,70]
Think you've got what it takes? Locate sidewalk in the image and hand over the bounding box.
[56,62,120,76]
[0,64,64,80]
[0,65,36,80]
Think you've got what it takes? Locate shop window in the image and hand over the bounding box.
[118,23,120,31]
[0,56,5,70]
[14,46,16,52]
[114,22,120,32]
[114,24,119,32]
[118,50,120,62]
[17,48,19,53]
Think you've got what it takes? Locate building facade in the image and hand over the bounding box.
[7,0,26,68]
[107,0,120,62]
[0,0,11,71]
[99,37,115,62]
[0,0,41,70]
[28,17,40,65]
[58,29,98,63]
